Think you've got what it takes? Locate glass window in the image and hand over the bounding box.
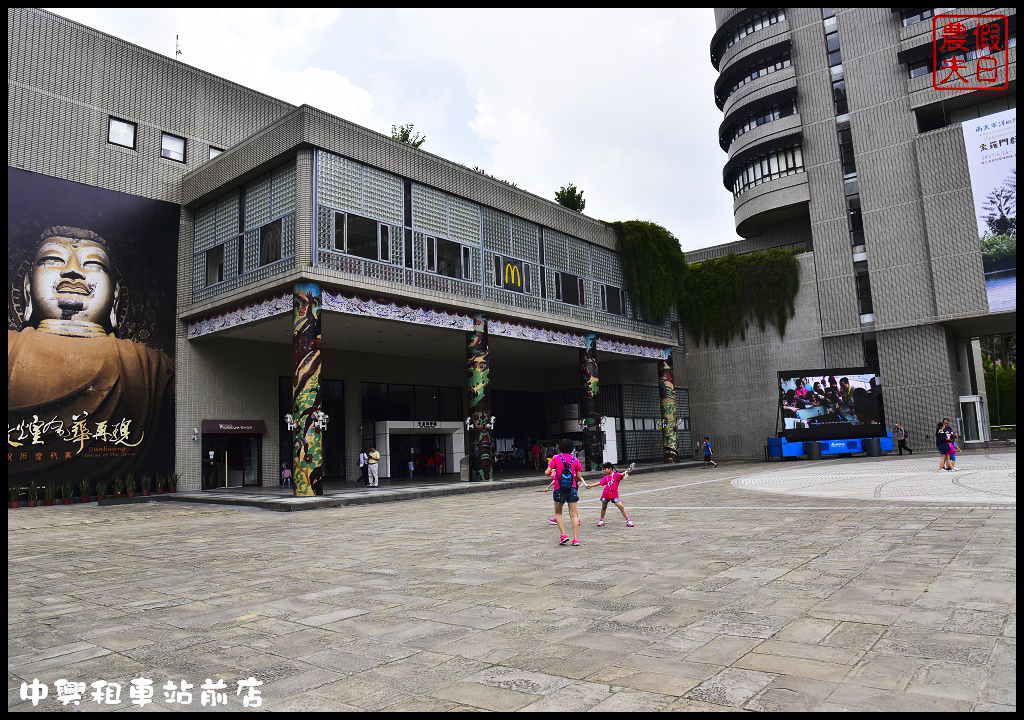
[438,386,462,421]
[205,245,224,286]
[387,383,414,421]
[555,271,584,306]
[601,284,625,315]
[108,118,136,149]
[237,237,245,276]
[361,382,387,422]
[259,219,282,266]
[161,132,186,162]
[379,225,390,263]
[347,214,378,260]
[209,147,224,159]
[435,237,463,278]
[414,386,440,421]
[496,257,528,292]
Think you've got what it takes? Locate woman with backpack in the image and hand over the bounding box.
[541,438,590,546]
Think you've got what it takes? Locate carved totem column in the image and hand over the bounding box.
[580,335,603,471]
[466,314,493,482]
[292,282,323,497]
[658,352,678,462]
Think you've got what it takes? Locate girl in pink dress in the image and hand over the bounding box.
[596,462,635,528]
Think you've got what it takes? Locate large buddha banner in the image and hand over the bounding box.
[7,168,178,488]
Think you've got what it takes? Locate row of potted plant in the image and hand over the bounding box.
[8,473,179,508]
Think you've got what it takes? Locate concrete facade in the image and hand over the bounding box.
[693,7,1016,457]
[8,8,691,494]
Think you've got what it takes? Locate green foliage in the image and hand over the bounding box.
[169,473,180,489]
[555,183,586,212]
[980,233,1016,273]
[80,477,90,499]
[29,479,38,501]
[9,485,20,502]
[156,474,167,491]
[113,476,124,494]
[681,249,801,347]
[983,357,1016,426]
[123,474,135,494]
[96,478,108,497]
[612,220,688,323]
[391,123,426,148]
[44,479,56,500]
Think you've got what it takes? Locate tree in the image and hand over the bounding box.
[391,123,426,149]
[555,184,586,212]
[982,170,1016,237]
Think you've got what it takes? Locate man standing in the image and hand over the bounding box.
[367,444,381,487]
[894,423,912,455]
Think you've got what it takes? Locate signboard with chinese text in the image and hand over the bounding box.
[961,108,1016,312]
[932,14,1010,90]
[7,169,178,486]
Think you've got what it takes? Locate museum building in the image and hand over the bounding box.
[686,7,1016,458]
[8,8,691,493]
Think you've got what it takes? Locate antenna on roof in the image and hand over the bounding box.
[175,34,182,58]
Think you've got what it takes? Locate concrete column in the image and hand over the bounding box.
[466,313,493,482]
[659,351,678,462]
[579,334,603,471]
[292,282,323,496]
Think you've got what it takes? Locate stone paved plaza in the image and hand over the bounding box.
[8,449,1016,712]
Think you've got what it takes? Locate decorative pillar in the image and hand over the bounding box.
[466,314,493,482]
[658,350,678,463]
[580,334,603,471]
[292,282,323,497]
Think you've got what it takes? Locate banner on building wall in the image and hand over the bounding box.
[7,168,179,488]
[962,107,1016,312]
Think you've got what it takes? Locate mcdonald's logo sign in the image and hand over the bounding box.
[504,262,522,289]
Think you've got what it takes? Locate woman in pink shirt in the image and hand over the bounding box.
[596,461,634,528]
[541,439,589,546]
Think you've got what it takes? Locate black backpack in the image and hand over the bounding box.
[556,454,575,491]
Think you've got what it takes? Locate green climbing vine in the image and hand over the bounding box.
[612,220,801,347]
[611,220,688,324]
[680,248,801,347]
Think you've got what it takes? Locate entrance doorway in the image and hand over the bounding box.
[389,433,447,476]
[201,434,261,489]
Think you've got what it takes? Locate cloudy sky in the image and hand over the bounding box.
[47,8,740,252]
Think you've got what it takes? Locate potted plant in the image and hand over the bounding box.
[8,485,20,509]
[112,476,124,500]
[61,478,74,505]
[140,474,151,497]
[27,480,38,508]
[123,473,135,499]
[95,478,107,502]
[155,473,166,495]
[44,479,57,506]
[168,473,179,494]
[79,477,91,504]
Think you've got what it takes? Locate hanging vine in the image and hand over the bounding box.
[680,248,801,347]
[612,220,801,347]
[611,220,688,324]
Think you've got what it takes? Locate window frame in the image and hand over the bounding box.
[108,117,137,150]
[160,132,187,163]
[205,244,225,287]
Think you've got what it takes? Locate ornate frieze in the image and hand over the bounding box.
[187,293,292,338]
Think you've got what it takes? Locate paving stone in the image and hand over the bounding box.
[844,651,922,691]
[518,680,616,712]
[745,674,839,711]
[906,660,989,701]
[429,680,541,711]
[685,667,777,707]
[586,688,676,712]
[774,618,838,645]
[734,651,853,683]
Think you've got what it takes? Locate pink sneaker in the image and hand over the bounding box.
[626,519,635,527]
[548,517,558,525]
[558,535,570,545]
[572,538,580,546]
[597,518,605,527]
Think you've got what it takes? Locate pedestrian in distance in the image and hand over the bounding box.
[408,453,415,479]
[540,438,587,546]
[894,422,913,455]
[367,444,380,487]
[596,461,635,528]
[358,446,369,486]
[935,421,952,471]
[702,436,718,468]
[280,462,292,489]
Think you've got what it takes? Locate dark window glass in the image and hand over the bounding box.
[387,383,414,421]
[438,386,462,421]
[361,383,387,422]
[334,213,345,251]
[556,272,582,305]
[496,257,526,292]
[435,237,463,278]
[829,49,843,67]
[205,245,224,286]
[826,32,840,53]
[259,219,282,266]
[237,237,244,276]
[379,225,390,263]
[347,214,378,260]
[603,285,625,315]
[415,386,440,421]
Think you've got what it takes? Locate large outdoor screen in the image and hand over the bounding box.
[778,368,886,441]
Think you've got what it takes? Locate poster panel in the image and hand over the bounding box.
[7,168,178,488]
[962,107,1016,312]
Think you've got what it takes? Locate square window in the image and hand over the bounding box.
[108,118,136,149]
[161,133,186,162]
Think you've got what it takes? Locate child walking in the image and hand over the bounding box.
[702,436,718,468]
[596,462,635,528]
